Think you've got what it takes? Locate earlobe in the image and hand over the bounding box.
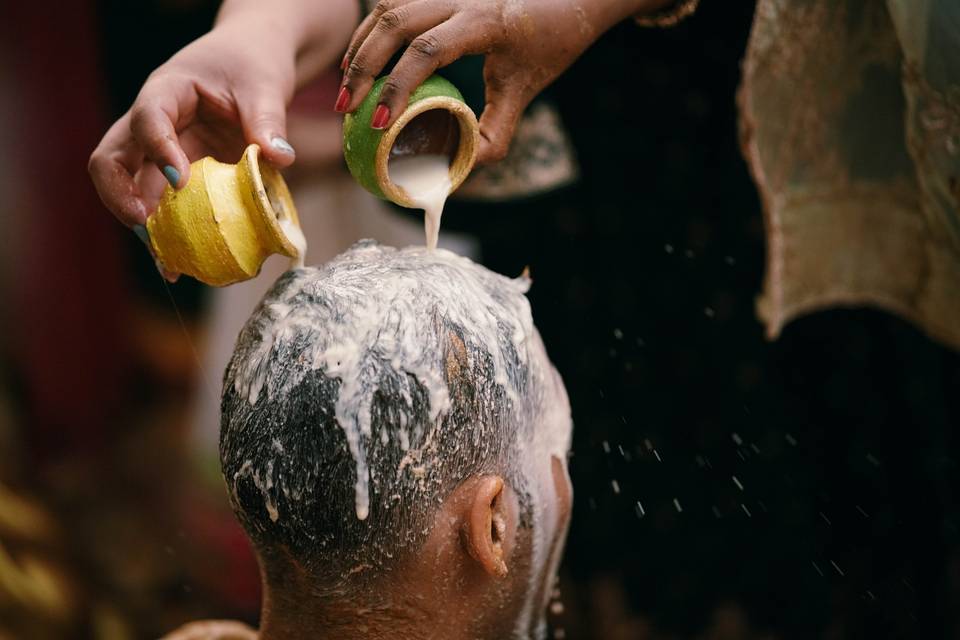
[462,475,510,578]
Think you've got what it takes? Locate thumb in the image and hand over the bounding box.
[476,82,528,165]
[237,85,295,167]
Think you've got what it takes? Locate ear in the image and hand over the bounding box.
[461,475,512,578]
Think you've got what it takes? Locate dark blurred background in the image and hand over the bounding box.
[1,1,958,638]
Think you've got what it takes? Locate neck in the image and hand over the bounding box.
[258,581,476,640]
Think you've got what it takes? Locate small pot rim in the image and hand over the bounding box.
[243,144,301,258]
[373,96,480,208]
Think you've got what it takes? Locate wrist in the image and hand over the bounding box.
[634,0,700,27]
[592,0,677,34]
[213,6,300,61]
[216,0,360,65]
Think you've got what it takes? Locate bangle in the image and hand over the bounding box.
[634,0,700,28]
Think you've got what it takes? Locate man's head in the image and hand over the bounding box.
[220,241,572,639]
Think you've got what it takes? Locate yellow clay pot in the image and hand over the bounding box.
[146,144,301,286]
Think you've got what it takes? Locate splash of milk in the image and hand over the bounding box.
[388,154,452,250]
[278,216,307,268]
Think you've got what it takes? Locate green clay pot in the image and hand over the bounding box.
[342,75,480,207]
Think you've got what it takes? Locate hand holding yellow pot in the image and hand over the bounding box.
[145,145,302,287]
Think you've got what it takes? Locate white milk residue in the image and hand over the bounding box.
[225,240,575,633]
[388,154,452,250]
[230,242,543,520]
[278,216,307,268]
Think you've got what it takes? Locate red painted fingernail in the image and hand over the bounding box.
[334,86,351,113]
[371,104,390,129]
[340,54,349,71]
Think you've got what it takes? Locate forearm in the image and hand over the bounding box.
[216,0,360,88]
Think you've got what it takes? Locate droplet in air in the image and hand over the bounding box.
[673,498,683,513]
[732,432,743,446]
[732,475,744,491]
[613,328,624,340]
[704,307,715,318]
[611,479,620,494]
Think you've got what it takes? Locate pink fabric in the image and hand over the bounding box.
[3,1,133,458]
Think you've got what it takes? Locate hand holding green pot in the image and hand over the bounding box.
[342,75,479,207]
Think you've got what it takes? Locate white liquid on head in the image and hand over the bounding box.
[388,154,452,250]
[231,243,554,521]
[278,216,308,268]
[227,242,575,632]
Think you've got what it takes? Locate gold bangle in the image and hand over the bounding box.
[635,0,700,28]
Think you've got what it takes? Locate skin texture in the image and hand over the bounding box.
[258,457,572,640]
[339,0,674,162]
[161,458,572,640]
[87,0,359,229]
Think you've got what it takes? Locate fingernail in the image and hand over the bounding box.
[340,54,349,71]
[162,165,180,188]
[371,104,390,129]
[334,86,351,113]
[133,224,150,248]
[270,136,296,156]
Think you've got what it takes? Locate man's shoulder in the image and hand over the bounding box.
[160,620,258,640]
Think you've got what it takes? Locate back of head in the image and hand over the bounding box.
[220,241,570,592]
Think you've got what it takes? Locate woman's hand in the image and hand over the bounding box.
[337,0,672,163]
[88,0,358,230]
[88,18,297,230]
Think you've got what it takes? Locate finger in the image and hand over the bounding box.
[88,114,150,227]
[235,84,295,167]
[128,80,195,189]
[369,15,481,129]
[339,0,453,113]
[342,6,382,71]
[135,161,171,214]
[476,79,528,164]
[342,0,415,72]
